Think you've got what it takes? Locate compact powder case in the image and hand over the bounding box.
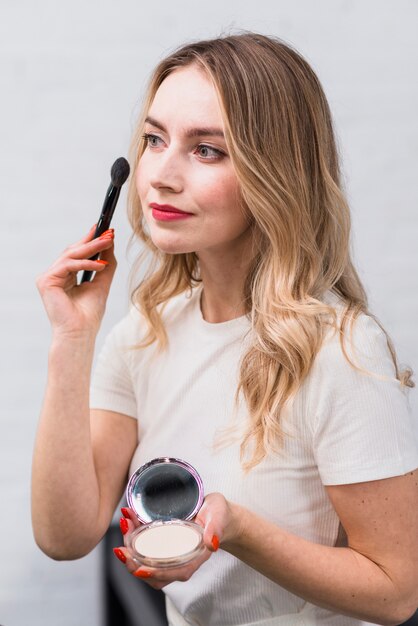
[126,457,205,568]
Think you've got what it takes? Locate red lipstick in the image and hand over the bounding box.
[150,203,193,222]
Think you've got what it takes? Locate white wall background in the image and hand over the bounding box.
[1,1,417,624]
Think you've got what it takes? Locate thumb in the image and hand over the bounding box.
[195,501,221,553]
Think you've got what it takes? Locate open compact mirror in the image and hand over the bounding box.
[126,457,205,568]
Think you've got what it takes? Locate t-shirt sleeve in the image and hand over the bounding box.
[310,314,418,485]
[90,312,139,419]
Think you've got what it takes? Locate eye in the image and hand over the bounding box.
[142,133,163,148]
[195,144,225,160]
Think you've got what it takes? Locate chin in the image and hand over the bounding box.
[150,235,195,256]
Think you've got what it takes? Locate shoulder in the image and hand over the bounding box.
[303,296,418,484]
[103,288,200,349]
[314,295,397,381]
[102,306,146,349]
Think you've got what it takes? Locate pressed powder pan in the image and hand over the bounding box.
[126,457,205,567]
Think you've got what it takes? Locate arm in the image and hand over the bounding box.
[32,400,137,559]
[32,227,137,559]
[117,472,418,625]
[221,471,418,625]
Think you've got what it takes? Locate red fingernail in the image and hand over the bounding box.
[133,569,152,578]
[121,507,131,519]
[99,229,114,239]
[119,517,129,535]
[95,260,109,265]
[113,547,127,564]
[211,535,220,551]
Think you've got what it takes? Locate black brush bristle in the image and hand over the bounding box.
[110,157,130,187]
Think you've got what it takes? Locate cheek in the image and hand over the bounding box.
[204,176,244,228]
[135,155,151,199]
[135,164,144,199]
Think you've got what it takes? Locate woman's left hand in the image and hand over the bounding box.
[113,493,238,590]
[194,491,238,552]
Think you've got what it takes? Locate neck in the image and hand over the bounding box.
[199,282,247,324]
[197,239,253,323]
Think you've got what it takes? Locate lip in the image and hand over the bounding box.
[149,202,194,222]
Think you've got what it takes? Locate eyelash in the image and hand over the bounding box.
[141,133,225,161]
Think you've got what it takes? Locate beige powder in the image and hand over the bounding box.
[134,524,201,558]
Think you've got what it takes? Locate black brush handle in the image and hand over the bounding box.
[80,184,120,283]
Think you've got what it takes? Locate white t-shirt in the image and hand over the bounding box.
[90,287,418,626]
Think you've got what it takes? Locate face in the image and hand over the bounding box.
[136,65,252,260]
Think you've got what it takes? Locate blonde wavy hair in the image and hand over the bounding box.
[127,33,414,470]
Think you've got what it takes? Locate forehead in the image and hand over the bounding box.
[149,65,223,127]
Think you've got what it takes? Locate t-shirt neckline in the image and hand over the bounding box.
[191,286,250,332]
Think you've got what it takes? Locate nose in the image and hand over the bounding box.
[149,147,183,194]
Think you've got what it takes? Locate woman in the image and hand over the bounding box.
[33,33,418,625]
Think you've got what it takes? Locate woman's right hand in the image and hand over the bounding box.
[114,506,217,590]
[36,225,117,339]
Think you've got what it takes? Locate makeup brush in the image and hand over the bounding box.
[80,157,130,283]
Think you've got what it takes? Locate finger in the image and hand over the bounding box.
[200,523,220,552]
[113,545,146,582]
[113,546,129,565]
[51,258,111,282]
[120,515,145,551]
[207,533,220,552]
[132,548,211,585]
[94,237,115,265]
[195,502,222,553]
[88,243,117,291]
[131,564,173,590]
[119,517,134,545]
[66,230,115,260]
[120,507,141,529]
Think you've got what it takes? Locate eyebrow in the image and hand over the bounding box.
[144,116,225,139]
